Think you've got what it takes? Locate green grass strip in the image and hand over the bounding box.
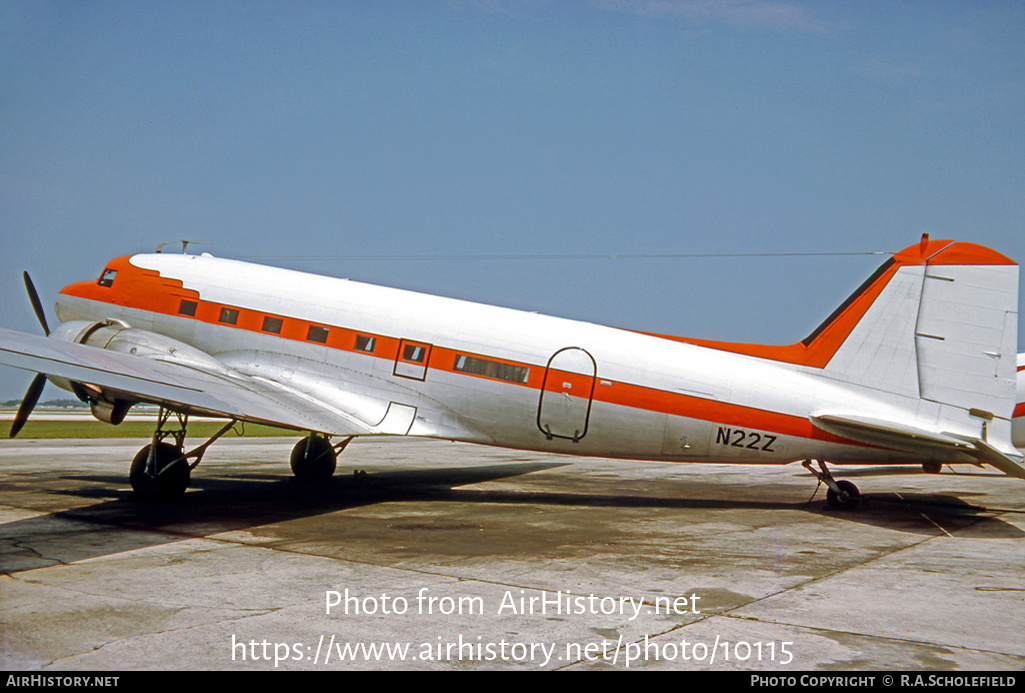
[7,420,295,439]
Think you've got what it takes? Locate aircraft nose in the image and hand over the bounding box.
[55,280,98,323]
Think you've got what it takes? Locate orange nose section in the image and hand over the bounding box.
[56,255,200,318]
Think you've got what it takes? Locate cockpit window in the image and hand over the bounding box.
[98,269,117,287]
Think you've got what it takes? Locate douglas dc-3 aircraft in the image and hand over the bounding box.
[1,235,1023,507]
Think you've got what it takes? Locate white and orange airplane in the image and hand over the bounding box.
[1,235,1023,506]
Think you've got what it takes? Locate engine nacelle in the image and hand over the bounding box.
[47,320,229,423]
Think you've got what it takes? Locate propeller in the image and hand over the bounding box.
[10,271,51,437]
[10,374,46,438]
[23,271,50,335]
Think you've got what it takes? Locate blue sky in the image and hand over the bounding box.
[1,1,1023,401]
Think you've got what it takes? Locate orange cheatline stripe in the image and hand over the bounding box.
[61,265,844,443]
[71,248,1021,448]
[590,378,854,445]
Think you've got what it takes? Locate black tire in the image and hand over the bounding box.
[290,436,337,481]
[130,442,190,501]
[826,479,861,511]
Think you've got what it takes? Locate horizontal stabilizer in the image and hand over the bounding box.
[969,438,1025,481]
[812,414,1025,480]
[811,414,974,454]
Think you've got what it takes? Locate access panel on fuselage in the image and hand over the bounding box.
[537,347,597,442]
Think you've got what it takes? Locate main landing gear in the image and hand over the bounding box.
[129,411,356,500]
[802,459,862,511]
[130,405,360,498]
[290,434,354,482]
[130,408,236,501]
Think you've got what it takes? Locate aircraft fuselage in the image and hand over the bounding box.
[51,251,1010,468]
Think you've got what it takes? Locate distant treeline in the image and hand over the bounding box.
[1,399,90,408]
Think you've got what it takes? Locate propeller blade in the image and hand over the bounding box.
[10,373,47,438]
[23,271,50,336]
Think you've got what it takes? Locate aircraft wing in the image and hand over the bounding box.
[0,327,380,436]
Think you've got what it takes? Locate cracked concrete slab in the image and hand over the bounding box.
[0,436,1022,670]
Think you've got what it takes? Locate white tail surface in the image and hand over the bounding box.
[820,241,1018,420]
[915,263,1018,418]
[821,262,926,398]
[807,239,1024,475]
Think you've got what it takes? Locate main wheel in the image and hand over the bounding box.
[130,442,190,501]
[290,435,337,481]
[826,479,861,511]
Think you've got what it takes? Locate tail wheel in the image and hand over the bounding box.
[130,442,190,501]
[826,479,861,511]
[290,435,337,481]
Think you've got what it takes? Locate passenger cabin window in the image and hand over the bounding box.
[354,335,376,353]
[394,339,432,381]
[218,307,239,325]
[178,299,198,317]
[307,325,329,344]
[97,269,117,287]
[402,343,426,363]
[262,316,283,334]
[454,354,530,384]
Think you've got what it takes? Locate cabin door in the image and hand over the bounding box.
[537,347,597,442]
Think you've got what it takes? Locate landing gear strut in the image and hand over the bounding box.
[803,459,861,510]
[130,407,236,501]
[290,434,354,482]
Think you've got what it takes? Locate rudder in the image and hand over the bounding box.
[820,238,1018,419]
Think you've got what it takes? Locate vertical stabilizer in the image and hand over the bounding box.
[653,239,1019,423]
[819,260,925,398]
[818,239,1018,423]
